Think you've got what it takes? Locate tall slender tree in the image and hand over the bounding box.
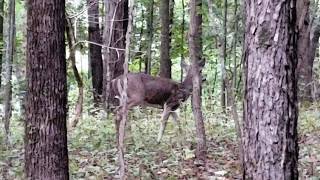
[3,0,15,145]
[242,0,299,178]
[296,0,320,101]
[103,0,128,107]
[220,0,227,113]
[296,0,312,101]
[88,0,103,104]
[145,0,154,75]
[103,0,128,79]
[0,0,4,89]
[66,18,84,128]
[25,0,69,178]
[137,8,144,72]
[189,0,206,164]
[159,0,171,78]
[180,0,185,82]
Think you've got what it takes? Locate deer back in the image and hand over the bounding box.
[111,73,184,108]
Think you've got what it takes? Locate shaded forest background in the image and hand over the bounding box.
[0,0,319,179]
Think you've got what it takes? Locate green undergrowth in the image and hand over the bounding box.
[0,102,319,179]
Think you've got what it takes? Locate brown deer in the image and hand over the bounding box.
[110,70,194,143]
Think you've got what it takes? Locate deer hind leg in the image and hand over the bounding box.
[157,104,171,143]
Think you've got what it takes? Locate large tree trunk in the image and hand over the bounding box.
[25,0,69,179]
[189,0,206,164]
[103,0,128,108]
[88,0,103,105]
[159,0,172,78]
[242,0,299,179]
[0,0,4,89]
[145,0,154,75]
[3,0,15,145]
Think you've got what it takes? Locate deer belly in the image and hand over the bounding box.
[144,92,171,106]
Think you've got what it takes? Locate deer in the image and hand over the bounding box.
[110,68,194,143]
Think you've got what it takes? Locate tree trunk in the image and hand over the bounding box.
[104,0,128,79]
[220,0,227,113]
[137,9,144,72]
[66,18,84,128]
[296,0,320,101]
[103,0,128,108]
[0,0,4,89]
[25,1,69,179]
[296,0,313,102]
[159,0,171,78]
[88,0,103,105]
[232,0,239,94]
[242,0,299,179]
[227,0,243,170]
[310,24,320,99]
[117,0,133,178]
[180,0,185,82]
[189,0,206,164]
[145,0,154,75]
[3,0,15,145]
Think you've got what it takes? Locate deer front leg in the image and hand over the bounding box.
[157,104,171,143]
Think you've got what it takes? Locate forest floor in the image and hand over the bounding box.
[0,103,320,179]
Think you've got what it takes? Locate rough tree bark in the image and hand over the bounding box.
[242,0,299,179]
[3,0,15,145]
[145,0,154,75]
[103,0,128,108]
[0,0,4,89]
[159,0,172,78]
[88,0,103,105]
[25,0,69,179]
[189,0,207,164]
